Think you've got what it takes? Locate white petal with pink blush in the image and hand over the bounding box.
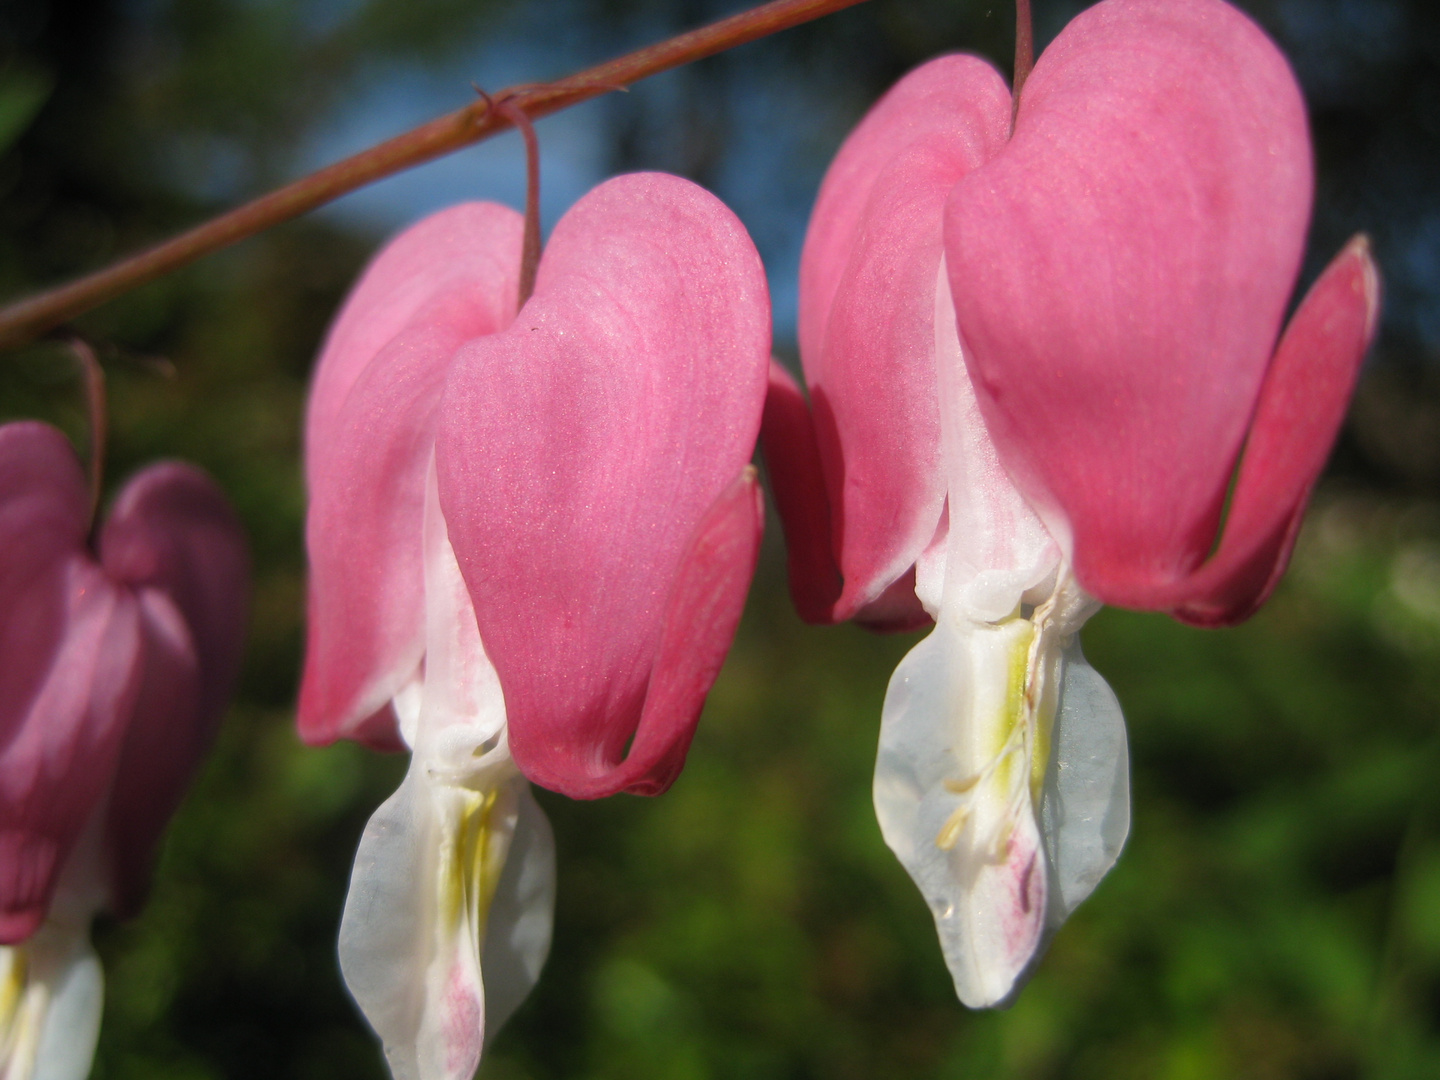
[338,462,554,1080]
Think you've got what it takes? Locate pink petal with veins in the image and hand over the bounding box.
[795,56,1011,623]
[437,173,769,799]
[945,0,1314,604]
[306,203,525,454]
[1170,237,1381,625]
[300,204,522,747]
[559,470,763,799]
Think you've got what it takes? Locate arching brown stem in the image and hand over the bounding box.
[0,0,873,354]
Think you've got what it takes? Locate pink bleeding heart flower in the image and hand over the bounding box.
[301,172,769,1079]
[763,0,1379,1008]
[1,421,248,1079]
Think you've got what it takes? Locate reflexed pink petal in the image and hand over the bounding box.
[759,360,841,623]
[98,463,250,916]
[799,56,1011,620]
[536,470,764,798]
[945,0,1312,599]
[301,206,522,747]
[0,424,144,941]
[437,172,769,799]
[1168,237,1381,626]
[306,203,525,459]
[0,558,142,943]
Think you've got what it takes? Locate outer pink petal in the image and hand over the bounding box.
[799,55,1010,370]
[306,203,526,460]
[945,0,1312,597]
[798,56,1011,621]
[759,360,841,623]
[436,172,770,799]
[552,470,764,798]
[0,423,142,942]
[1168,238,1381,626]
[98,463,250,916]
[300,205,522,747]
[0,423,90,759]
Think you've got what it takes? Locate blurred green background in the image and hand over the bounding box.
[2,0,1439,1076]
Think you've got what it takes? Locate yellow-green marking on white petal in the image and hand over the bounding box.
[875,570,1127,1009]
[0,922,103,1080]
[439,786,503,951]
[337,458,555,1080]
[0,944,43,1078]
[934,614,1039,858]
[872,263,1131,1010]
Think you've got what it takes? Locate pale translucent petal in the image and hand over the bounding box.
[1039,640,1129,923]
[1,921,102,1080]
[478,785,554,1039]
[31,932,102,1080]
[338,461,552,1080]
[414,457,506,769]
[338,763,433,1080]
[875,616,1046,1008]
[340,755,549,1080]
[877,562,1126,1007]
[912,504,950,621]
[410,776,519,1080]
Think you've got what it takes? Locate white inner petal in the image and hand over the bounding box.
[870,263,1130,1010]
[414,455,507,777]
[1039,639,1130,921]
[0,921,103,1080]
[337,457,554,1080]
[926,258,1059,624]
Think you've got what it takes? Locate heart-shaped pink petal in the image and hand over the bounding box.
[99,462,250,916]
[0,424,143,941]
[945,0,1313,600]
[436,172,770,799]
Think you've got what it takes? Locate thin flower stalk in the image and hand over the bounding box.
[0,0,870,353]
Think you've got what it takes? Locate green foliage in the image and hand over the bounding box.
[0,62,52,155]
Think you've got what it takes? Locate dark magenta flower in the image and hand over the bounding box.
[1,421,248,1076]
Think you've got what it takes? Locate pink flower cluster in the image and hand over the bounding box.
[0,0,1381,1075]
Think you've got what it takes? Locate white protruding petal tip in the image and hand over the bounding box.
[339,753,554,1080]
[875,576,1126,1010]
[1,922,103,1080]
[1039,641,1129,923]
[874,618,1047,1009]
[479,785,555,1038]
